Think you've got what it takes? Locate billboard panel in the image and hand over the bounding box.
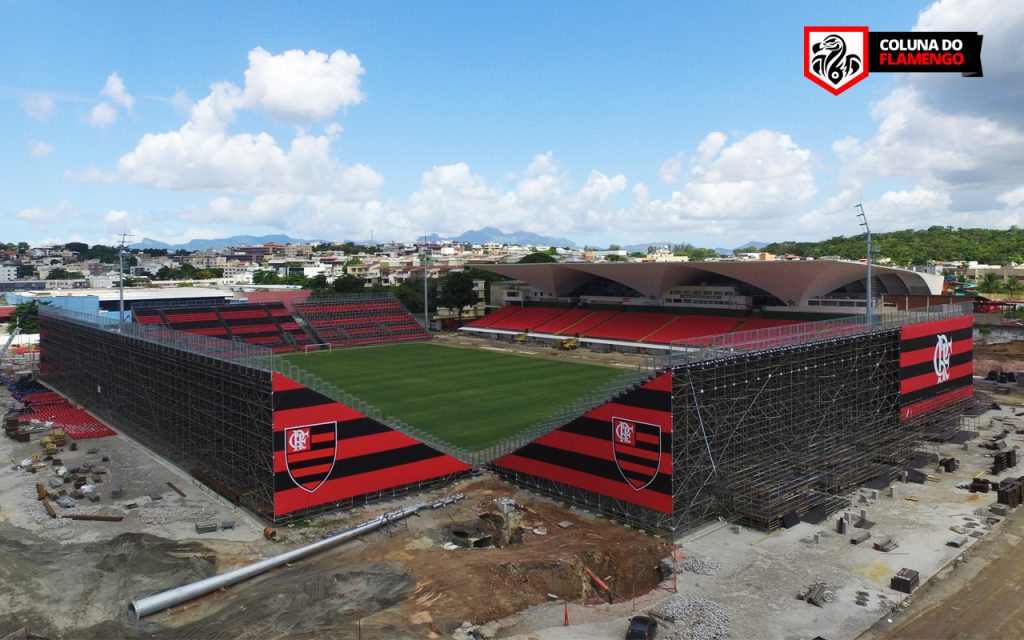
[492,373,673,513]
[899,315,973,421]
[273,373,471,515]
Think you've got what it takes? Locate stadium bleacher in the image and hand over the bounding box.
[465,304,815,346]
[295,295,430,348]
[134,302,314,353]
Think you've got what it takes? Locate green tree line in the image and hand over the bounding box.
[763,226,1024,266]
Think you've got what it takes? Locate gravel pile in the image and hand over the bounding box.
[658,595,731,640]
[681,554,721,576]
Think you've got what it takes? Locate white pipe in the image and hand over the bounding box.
[128,493,464,620]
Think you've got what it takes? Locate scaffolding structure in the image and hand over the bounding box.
[672,330,902,531]
[39,306,277,516]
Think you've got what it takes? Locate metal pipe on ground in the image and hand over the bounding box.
[128,493,465,621]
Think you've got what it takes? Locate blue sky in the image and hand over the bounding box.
[2,0,1021,248]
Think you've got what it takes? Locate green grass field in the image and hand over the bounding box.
[282,342,623,451]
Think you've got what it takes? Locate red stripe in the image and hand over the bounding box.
[540,429,670,472]
[311,432,335,443]
[616,458,659,476]
[274,431,419,472]
[900,385,974,422]
[900,339,972,367]
[614,441,661,462]
[274,404,365,430]
[642,373,672,392]
[272,372,305,392]
[635,431,660,445]
[901,363,974,394]
[290,462,334,478]
[587,404,670,432]
[274,456,470,515]
[494,455,671,513]
[285,447,335,463]
[900,316,972,340]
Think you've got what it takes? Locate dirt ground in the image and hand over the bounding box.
[975,339,1024,377]
[1,465,671,640]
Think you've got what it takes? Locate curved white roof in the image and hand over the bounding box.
[476,261,943,306]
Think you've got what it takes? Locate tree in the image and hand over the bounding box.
[439,271,478,312]
[978,272,1002,294]
[45,267,84,280]
[518,252,557,264]
[1005,277,1022,300]
[6,302,42,334]
[252,270,282,285]
[65,242,89,257]
[332,275,365,294]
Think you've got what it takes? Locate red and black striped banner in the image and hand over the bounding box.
[899,315,973,421]
[494,373,673,513]
[273,373,471,515]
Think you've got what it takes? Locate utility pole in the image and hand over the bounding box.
[855,204,872,329]
[116,232,134,329]
[422,236,429,331]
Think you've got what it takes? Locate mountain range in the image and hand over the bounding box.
[129,230,762,254]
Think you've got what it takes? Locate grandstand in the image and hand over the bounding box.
[135,302,314,353]
[294,294,430,348]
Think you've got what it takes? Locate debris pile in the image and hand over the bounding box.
[657,595,731,640]
[681,553,721,576]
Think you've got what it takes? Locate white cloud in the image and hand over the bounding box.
[104,209,130,225]
[659,152,685,183]
[15,202,76,230]
[28,140,53,158]
[21,93,55,121]
[170,89,192,113]
[100,72,134,111]
[88,102,118,128]
[997,186,1024,208]
[96,47,376,198]
[242,47,365,124]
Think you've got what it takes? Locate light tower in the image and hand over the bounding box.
[855,204,872,329]
[116,232,133,328]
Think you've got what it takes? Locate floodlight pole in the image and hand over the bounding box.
[117,232,132,329]
[422,237,429,331]
[855,204,872,329]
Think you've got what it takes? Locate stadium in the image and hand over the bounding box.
[36,260,974,534]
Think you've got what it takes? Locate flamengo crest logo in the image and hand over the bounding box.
[933,334,952,383]
[611,417,661,491]
[804,27,869,95]
[284,422,338,493]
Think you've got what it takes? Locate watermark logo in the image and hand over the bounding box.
[805,27,869,95]
[804,27,983,95]
[802,26,868,94]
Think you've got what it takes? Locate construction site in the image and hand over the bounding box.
[1,272,1021,640]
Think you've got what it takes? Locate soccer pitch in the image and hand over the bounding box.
[282,342,624,451]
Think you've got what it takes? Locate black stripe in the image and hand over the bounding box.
[901,327,972,352]
[900,351,973,380]
[274,443,442,492]
[273,387,331,411]
[900,374,972,405]
[512,442,670,495]
[274,418,389,450]
[613,450,660,468]
[615,388,671,412]
[558,416,672,452]
[287,454,337,471]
